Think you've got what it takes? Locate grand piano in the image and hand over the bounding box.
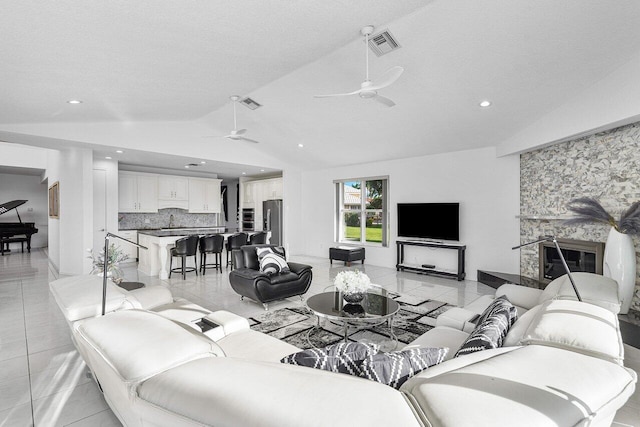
[0,200,39,256]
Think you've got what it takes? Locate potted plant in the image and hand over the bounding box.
[87,244,129,285]
[566,197,640,313]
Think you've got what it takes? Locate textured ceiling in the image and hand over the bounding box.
[2,0,640,174]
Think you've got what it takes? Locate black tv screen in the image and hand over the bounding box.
[397,203,460,241]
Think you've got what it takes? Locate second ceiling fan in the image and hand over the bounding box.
[215,95,260,144]
[315,26,404,107]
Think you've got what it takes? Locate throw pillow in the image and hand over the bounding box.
[359,347,448,389]
[256,246,289,275]
[454,295,518,357]
[280,342,379,375]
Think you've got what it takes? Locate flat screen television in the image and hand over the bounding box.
[397,203,459,241]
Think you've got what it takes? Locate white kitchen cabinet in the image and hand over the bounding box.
[188,178,221,213]
[119,172,158,213]
[116,230,138,263]
[158,176,189,209]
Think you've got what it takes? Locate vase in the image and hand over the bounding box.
[603,228,637,314]
[343,292,365,304]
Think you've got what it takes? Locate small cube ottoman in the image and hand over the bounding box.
[329,246,365,266]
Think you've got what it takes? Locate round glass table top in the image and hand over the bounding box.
[306,291,400,322]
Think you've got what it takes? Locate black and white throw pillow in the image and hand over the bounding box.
[280,342,379,376]
[359,347,448,389]
[256,246,289,275]
[454,295,518,357]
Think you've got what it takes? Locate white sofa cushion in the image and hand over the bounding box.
[520,299,624,364]
[151,298,212,330]
[216,329,301,362]
[401,345,637,427]
[404,327,470,361]
[137,357,422,427]
[50,275,131,322]
[75,309,224,383]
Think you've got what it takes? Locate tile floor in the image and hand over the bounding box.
[0,249,638,426]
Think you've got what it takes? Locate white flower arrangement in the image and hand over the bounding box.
[334,270,371,295]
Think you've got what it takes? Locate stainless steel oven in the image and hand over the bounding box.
[242,208,254,231]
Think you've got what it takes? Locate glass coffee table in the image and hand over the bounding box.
[306,287,400,348]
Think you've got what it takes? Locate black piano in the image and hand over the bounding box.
[0,200,39,256]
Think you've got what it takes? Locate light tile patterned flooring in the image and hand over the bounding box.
[0,249,638,426]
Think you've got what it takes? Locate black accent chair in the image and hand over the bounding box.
[249,231,268,244]
[225,232,248,269]
[199,234,224,274]
[169,235,199,280]
[229,245,312,310]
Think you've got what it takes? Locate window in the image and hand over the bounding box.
[335,177,388,246]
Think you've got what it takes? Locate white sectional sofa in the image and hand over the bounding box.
[50,274,637,427]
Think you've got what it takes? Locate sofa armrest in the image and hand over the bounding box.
[287,262,312,275]
[229,268,269,281]
[203,311,250,341]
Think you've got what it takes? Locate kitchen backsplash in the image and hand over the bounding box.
[118,208,219,230]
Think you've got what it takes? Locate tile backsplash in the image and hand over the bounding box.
[118,208,219,230]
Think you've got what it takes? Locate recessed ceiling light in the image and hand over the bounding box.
[185,165,190,169]
[105,156,112,160]
[479,100,492,108]
[242,172,246,175]
[115,150,123,154]
[200,161,206,164]
[260,169,265,172]
[67,100,82,104]
[298,143,304,148]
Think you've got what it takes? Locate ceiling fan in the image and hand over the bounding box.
[208,95,260,143]
[314,26,404,107]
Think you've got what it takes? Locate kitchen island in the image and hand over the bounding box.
[138,228,235,279]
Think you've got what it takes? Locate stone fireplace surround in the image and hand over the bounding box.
[519,121,640,312]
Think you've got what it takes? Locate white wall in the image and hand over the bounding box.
[45,147,94,275]
[93,159,119,236]
[0,173,48,249]
[293,147,520,280]
[0,141,49,169]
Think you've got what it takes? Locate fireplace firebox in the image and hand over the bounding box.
[539,238,605,284]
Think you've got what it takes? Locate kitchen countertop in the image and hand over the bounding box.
[137,227,236,237]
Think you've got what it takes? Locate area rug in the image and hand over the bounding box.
[248,293,455,350]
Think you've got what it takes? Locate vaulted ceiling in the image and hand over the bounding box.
[2,0,640,175]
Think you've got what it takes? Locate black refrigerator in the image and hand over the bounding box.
[263,199,283,246]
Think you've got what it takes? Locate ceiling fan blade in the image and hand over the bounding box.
[238,136,260,144]
[233,128,247,135]
[314,88,362,98]
[368,66,404,91]
[374,94,396,107]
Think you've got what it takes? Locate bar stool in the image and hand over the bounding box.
[169,235,199,280]
[199,234,224,274]
[226,233,248,269]
[249,231,268,244]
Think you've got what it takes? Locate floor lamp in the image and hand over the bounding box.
[102,232,148,315]
[512,235,582,302]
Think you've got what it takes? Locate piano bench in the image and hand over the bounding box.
[1,237,28,255]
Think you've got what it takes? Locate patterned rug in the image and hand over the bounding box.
[248,293,455,350]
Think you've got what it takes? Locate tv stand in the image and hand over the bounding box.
[396,239,466,281]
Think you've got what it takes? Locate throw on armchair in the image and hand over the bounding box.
[229,245,312,310]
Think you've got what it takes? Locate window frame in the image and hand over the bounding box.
[334,176,389,247]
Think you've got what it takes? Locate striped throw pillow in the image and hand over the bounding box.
[256,246,289,275]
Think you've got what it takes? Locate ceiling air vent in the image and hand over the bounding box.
[368,29,401,57]
[239,97,262,110]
